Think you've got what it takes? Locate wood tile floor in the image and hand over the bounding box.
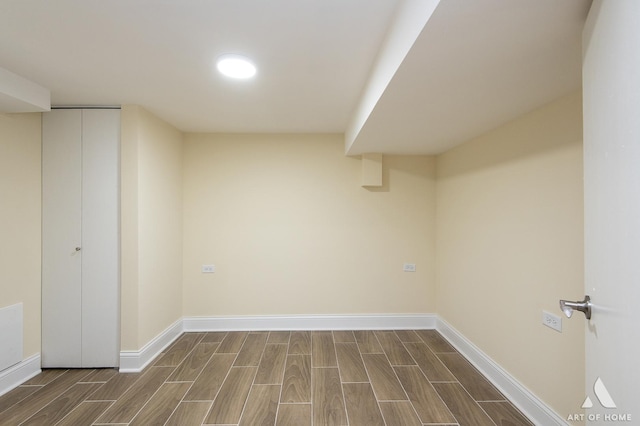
[0,330,533,426]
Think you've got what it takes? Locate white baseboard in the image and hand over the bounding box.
[183,313,437,332]
[0,354,41,397]
[119,319,183,373]
[436,317,568,426]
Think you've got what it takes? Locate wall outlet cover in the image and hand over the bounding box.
[202,264,215,273]
[403,263,416,272]
[542,311,562,332]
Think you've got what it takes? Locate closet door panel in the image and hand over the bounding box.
[81,109,120,367]
[42,110,83,367]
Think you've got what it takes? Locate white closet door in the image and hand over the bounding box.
[42,109,119,368]
[42,109,83,367]
[81,109,120,367]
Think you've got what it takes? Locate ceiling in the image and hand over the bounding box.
[0,0,591,155]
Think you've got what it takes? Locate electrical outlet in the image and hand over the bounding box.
[202,264,215,273]
[542,311,562,332]
[403,263,416,272]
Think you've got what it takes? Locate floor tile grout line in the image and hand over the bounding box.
[360,331,394,426]
[52,398,114,426]
[273,331,292,424]
[123,369,177,426]
[399,335,457,425]
[310,331,314,426]
[441,380,499,426]
[198,332,248,424]
[433,350,507,404]
[235,332,270,426]
[15,368,97,426]
[330,331,351,426]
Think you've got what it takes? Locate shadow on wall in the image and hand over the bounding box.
[358,155,435,193]
[437,92,582,180]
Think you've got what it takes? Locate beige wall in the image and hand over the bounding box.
[0,113,42,358]
[182,133,436,316]
[121,105,183,350]
[436,91,584,417]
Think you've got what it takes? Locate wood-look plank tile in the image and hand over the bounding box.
[21,369,67,386]
[0,369,93,425]
[78,368,119,383]
[375,331,416,366]
[56,401,112,426]
[312,331,337,367]
[354,330,383,353]
[433,382,496,426]
[201,331,228,343]
[276,404,311,426]
[437,353,504,401]
[235,333,269,366]
[184,353,236,401]
[165,401,212,426]
[379,401,422,426]
[332,330,356,343]
[154,333,204,366]
[255,344,288,384]
[0,329,535,426]
[361,354,406,401]
[289,331,311,355]
[95,366,174,424]
[335,343,368,382]
[205,366,257,424]
[0,385,41,414]
[86,371,142,401]
[281,355,311,403]
[478,401,533,426]
[394,366,456,424]
[312,367,347,426]
[343,383,385,426]
[238,384,280,426]
[216,331,249,353]
[268,331,291,344]
[168,342,218,382]
[21,382,101,426]
[403,342,456,382]
[416,330,457,353]
[129,382,190,426]
[394,330,422,342]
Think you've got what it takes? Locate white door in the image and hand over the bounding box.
[42,110,83,367]
[582,1,640,423]
[42,109,120,368]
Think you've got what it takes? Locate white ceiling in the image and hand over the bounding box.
[0,0,591,154]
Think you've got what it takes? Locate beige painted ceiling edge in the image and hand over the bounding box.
[0,0,591,155]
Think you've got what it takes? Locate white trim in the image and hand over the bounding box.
[436,317,568,426]
[0,354,41,397]
[183,313,436,332]
[118,319,183,373]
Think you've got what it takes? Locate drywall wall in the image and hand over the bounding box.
[0,113,41,359]
[436,91,584,418]
[182,133,436,316]
[120,105,183,350]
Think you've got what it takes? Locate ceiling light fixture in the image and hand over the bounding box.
[216,54,257,79]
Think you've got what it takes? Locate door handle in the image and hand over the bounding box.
[559,295,592,320]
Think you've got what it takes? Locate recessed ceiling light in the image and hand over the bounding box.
[216,54,257,79]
